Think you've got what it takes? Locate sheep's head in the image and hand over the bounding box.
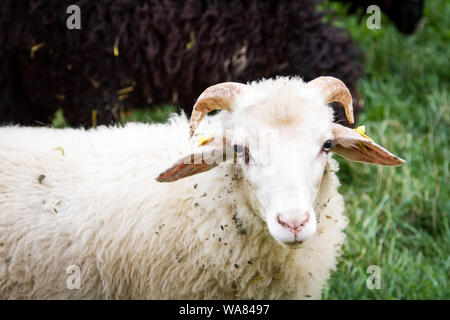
[156,76,405,247]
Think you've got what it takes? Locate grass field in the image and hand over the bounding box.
[53,0,449,300]
[320,0,449,299]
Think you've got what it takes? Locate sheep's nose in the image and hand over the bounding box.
[277,212,310,234]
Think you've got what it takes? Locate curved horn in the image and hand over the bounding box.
[189,82,248,138]
[306,76,354,124]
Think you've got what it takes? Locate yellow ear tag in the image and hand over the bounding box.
[197,132,217,146]
[354,125,373,141]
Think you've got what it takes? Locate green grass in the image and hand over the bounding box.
[320,0,449,299]
[51,108,68,128]
[51,104,177,128]
[122,105,178,124]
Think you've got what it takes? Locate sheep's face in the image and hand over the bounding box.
[156,77,405,249]
[226,83,334,247]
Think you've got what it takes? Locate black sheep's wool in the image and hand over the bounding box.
[0,0,364,127]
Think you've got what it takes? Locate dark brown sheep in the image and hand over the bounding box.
[0,0,364,127]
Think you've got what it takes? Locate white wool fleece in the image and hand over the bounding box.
[0,117,347,299]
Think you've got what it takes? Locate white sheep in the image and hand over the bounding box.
[0,76,404,299]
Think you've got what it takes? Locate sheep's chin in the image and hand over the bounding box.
[279,241,306,250]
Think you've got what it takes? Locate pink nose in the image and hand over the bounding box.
[277,212,310,234]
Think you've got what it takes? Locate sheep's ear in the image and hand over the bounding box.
[156,136,233,182]
[331,123,405,166]
[155,150,224,182]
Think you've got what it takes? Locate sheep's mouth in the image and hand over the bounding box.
[279,239,305,250]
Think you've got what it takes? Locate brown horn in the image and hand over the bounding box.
[189,82,248,138]
[306,76,354,124]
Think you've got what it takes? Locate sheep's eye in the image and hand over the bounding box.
[233,144,245,155]
[233,145,250,164]
[322,140,335,152]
